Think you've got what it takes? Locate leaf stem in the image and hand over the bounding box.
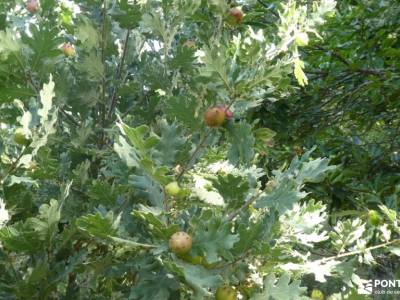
[109,236,156,249]
[177,129,211,181]
[163,187,170,225]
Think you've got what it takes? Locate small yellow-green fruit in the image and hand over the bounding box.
[215,286,237,300]
[62,43,76,57]
[169,231,192,254]
[368,210,381,226]
[165,181,181,196]
[14,128,30,146]
[295,32,309,46]
[311,289,324,300]
[204,107,226,127]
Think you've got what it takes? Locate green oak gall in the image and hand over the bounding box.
[311,289,324,300]
[165,181,181,196]
[14,128,30,146]
[368,210,381,226]
[169,231,192,254]
[215,286,237,300]
[295,32,309,46]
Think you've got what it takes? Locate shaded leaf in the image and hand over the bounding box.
[251,273,307,300]
[190,210,239,263]
[226,122,255,166]
[76,211,120,239]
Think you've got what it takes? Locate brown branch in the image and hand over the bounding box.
[310,46,389,77]
[312,45,350,66]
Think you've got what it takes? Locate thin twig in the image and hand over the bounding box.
[177,130,212,181]
[109,236,156,249]
[163,187,170,221]
[211,249,252,269]
[319,239,400,263]
[108,29,131,118]
[101,0,108,108]
[227,189,265,221]
[0,145,30,184]
[311,46,388,77]
[59,108,80,127]
[312,45,350,66]
[99,0,108,147]
[257,0,280,18]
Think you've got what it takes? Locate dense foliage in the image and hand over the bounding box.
[0,0,398,299]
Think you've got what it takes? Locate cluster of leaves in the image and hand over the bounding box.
[0,0,398,299]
